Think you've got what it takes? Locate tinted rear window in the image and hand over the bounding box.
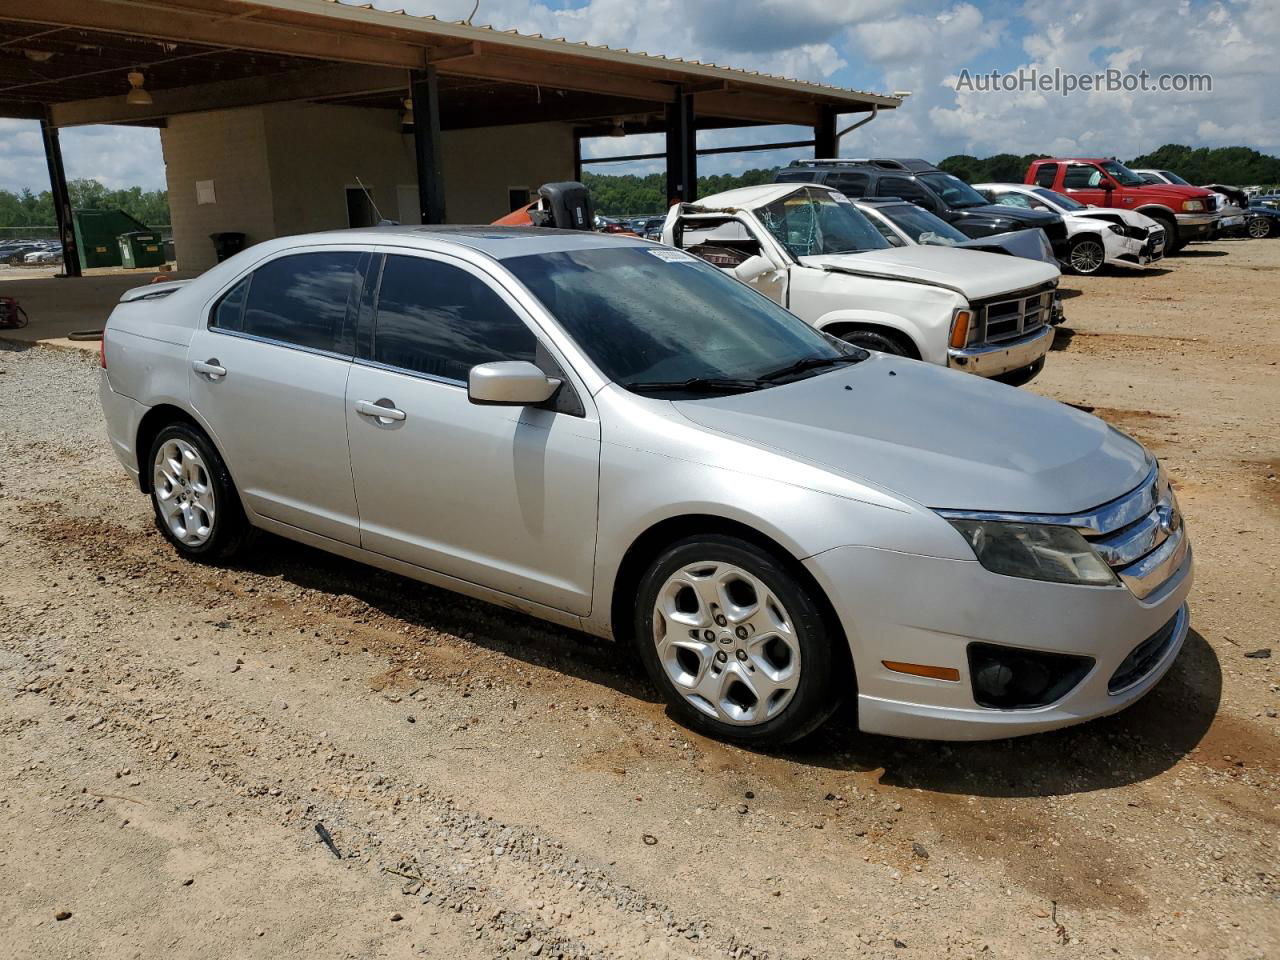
[239,252,360,353]
[1034,163,1058,187]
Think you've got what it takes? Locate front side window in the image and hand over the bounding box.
[372,255,536,382]
[756,187,889,257]
[1098,160,1147,187]
[916,172,989,208]
[502,245,860,391]
[992,192,1034,209]
[238,251,361,353]
[1158,170,1191,185]
[210,276,249,332]
[876,176,932,206]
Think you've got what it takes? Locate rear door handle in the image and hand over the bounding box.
[192,358,226,380]
[355,399,406,422]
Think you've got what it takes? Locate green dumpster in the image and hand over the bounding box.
[72,209,153,270]
[118,231,165,269]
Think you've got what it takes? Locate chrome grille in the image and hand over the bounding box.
[973,283,1056,344]
[1077,464,1188,600]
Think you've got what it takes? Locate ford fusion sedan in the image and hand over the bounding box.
[99,227,1192,745]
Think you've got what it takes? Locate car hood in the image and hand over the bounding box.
[674,353,1150,515]
[953,228,1057,264]
[1069,207,1157,229]
[954,204,1061,227]
[800,245,1058,299]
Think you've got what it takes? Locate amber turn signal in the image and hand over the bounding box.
[882,660,961,682]
[949,310,973,349]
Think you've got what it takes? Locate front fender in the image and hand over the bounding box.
[812,308,943,365]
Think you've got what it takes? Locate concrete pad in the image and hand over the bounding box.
[0,266,193,353]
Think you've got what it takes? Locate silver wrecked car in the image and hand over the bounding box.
[99,226,1192,745]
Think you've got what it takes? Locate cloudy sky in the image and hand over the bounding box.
[2,0,1276,193]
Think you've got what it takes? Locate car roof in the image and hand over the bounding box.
[696,182,833,209]
[260,224,650,261]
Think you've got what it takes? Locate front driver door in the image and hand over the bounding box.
[345,251,601,616]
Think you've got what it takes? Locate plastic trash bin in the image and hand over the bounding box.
[210,232,246,263]
[117,231,165,269]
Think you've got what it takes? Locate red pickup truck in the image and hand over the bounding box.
[1026,157,1219,251]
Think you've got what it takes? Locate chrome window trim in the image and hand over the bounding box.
[351,356,464,389]
[935,461,1159,534]
[207,325,354,363]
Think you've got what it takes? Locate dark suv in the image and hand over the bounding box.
[777,158,1069,259]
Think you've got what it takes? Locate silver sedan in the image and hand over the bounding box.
[99,227,1192,744]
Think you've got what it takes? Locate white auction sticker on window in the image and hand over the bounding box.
[647,247,698,263]
[832,192,852,204]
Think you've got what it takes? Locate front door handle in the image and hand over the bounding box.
[192,358,226,380]
[355,398,406,422]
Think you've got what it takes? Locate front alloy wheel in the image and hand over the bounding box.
[653,561,801,725]
[635,535,842,745]
[1068,237,1106,274]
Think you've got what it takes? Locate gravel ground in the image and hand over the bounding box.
[1,237,1277,960]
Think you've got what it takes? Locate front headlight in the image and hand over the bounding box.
[1182,200,1204,212]
[945,519,1117,585]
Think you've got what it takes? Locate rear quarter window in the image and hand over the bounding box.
[1034,163,1058,187]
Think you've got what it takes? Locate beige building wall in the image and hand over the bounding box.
[159,108,276,274]
[160,102,577,273]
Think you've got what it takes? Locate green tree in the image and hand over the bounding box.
[0,178,170,229]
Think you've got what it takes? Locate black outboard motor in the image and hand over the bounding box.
[530,182,595,230]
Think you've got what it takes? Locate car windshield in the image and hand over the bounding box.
[503,245,863,394]
[879,203,968,243]
[1159,170,1191,185]
[754,187,889,257]
[917,172,990,209]
[1032,187,1086,211]
[1099,160,1148,187]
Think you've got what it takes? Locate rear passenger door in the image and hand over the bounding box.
[344,251,600,616]
[188,248,365,545]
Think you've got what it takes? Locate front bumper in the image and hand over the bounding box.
[1106,230,1165,268]
[803,535,1193,741]
[1174,211,1220,240]
[947,323,1053,379]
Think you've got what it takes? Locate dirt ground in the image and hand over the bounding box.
[1,237,1277,960]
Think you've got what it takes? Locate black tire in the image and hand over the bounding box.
[147,422,249,563]
[1150,214,1182,253]
[633,534,843,746]
[833,327,911,356]
[1066,235,1106,275]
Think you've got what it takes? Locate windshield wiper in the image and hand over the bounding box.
[623,376,772,395]
[759,353,865,382]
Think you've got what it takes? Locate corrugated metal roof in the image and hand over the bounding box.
[277,0,900,109]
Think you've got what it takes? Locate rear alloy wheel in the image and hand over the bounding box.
[635,535,841,745]
[1247,216,1273,239]
[148,423,248,562]
[1068,236,1106,275]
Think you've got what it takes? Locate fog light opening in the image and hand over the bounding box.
[967,643,1094,710]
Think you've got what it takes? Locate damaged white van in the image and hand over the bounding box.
[663,183,1060,384]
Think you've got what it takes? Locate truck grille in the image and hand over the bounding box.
[972,282,1057,344]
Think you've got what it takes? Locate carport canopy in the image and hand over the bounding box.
[0,0,900,273]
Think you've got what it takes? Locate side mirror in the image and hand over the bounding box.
[468,361,560,406]
[733,254,777,283]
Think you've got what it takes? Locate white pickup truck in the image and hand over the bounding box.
[662,183,1060,383]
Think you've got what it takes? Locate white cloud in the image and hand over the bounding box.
[0,120,164,195]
